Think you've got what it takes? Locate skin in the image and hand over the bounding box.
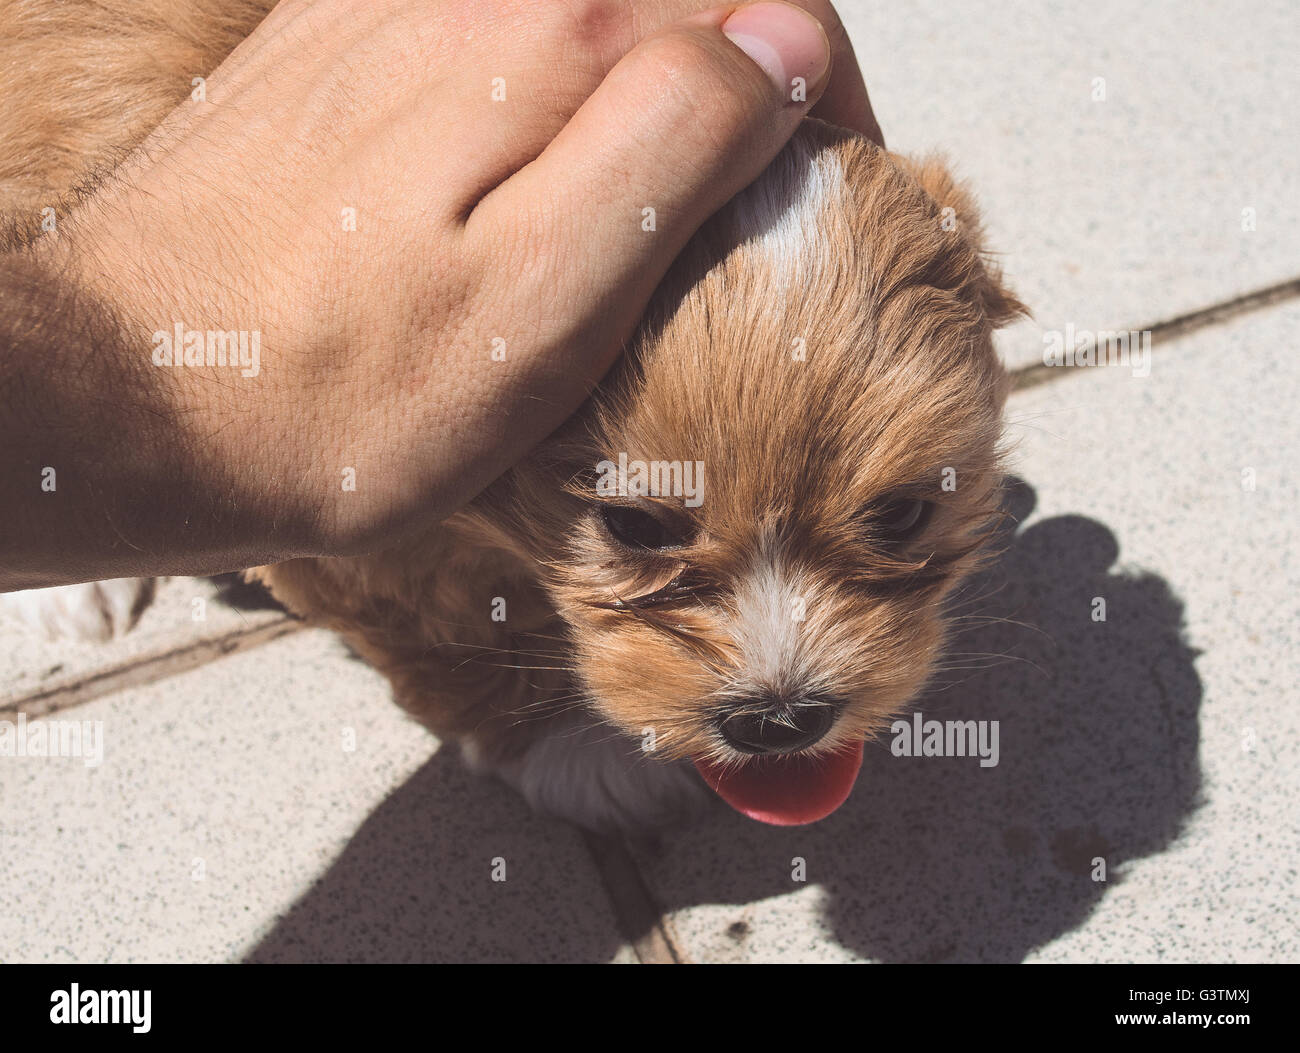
[0,0,882,590]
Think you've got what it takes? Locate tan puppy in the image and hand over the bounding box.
[252,123,1023,830]
[1,0,1023,832]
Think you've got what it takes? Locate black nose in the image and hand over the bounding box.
[718,696,840,756]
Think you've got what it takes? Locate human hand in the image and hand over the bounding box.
[22,0,882,576]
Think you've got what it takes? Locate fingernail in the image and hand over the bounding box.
[722,2,831,102]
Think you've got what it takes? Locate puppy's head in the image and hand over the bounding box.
[502,120,1023,824]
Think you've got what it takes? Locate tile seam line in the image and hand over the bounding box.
[0,616,303,718]
[1009,274,1300,392]
[582,831,685,964]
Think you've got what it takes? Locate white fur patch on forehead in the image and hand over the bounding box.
[726,136,847,293]
[726,528,816,699]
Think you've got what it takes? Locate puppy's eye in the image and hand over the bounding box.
[597,505,683,551]
[871,498,932,542]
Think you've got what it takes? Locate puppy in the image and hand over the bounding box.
[1,2,1023,832]
[252,123,1023,831]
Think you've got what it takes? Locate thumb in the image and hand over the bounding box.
[471,1,833,376]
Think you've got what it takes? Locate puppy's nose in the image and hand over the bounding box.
[718,696,839,756]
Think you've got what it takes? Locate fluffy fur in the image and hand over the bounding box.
[1,0,1023,831]
[250,127,1023,828]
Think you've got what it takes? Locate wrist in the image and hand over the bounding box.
[22,211,324,571]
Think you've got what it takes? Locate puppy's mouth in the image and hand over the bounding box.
[693,742,864,826]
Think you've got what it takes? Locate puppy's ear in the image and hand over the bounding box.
[891,153,1028,329]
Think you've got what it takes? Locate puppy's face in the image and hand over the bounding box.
[508,123,1022,824]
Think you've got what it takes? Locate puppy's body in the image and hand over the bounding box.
[2,1,1022,831]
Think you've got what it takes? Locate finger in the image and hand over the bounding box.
[629,1,883,143]
[800,1,884,145]
[424,1,881,216]
[471,2,833,384]
[637,1,883,144]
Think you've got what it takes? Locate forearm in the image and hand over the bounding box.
[0,248,309,590]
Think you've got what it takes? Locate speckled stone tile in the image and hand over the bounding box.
[0,628,632,963]
[0,575,287,710]
[629,304,1299,963]
[835,0,1300,369]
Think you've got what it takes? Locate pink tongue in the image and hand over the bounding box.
[694,741,864,826]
